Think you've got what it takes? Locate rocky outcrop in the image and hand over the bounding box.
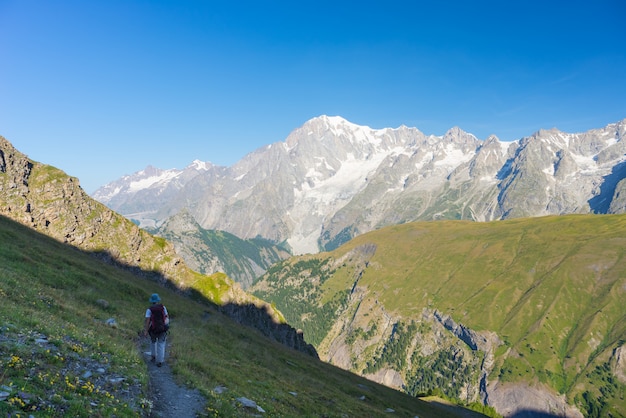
[366,369,404,390]
[0,136,187,285]
[613,344,626,384]
[0,137,274,307]
[486,382,583,418]
[218,302,319,358]
[433,310,486,350]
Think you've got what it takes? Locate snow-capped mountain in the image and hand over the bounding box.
[94,115,626,255]
[93,160,219,228]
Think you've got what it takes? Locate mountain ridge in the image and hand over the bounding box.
[93,115,500,253]
[93,116,626,285]
[149,208,291,288]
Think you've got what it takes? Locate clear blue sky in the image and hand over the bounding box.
[1,0,625,193]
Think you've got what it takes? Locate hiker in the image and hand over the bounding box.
[143,293,169,367]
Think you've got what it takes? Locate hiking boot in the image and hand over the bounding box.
[151,356,156,362]
[157,362,163,367]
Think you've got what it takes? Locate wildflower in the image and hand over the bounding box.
[64,376,77,391]
[8,395,26,408]
[80,381,95,394]
[139,398,153,410]
[8,355,23,368]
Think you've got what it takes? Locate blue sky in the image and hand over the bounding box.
[1,0,625,193]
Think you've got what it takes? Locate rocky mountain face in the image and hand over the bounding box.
[94,116,626,259]
[0,136,316,356]
[92,161,221,228]
[0,136,189,284]
[148,209,290,288]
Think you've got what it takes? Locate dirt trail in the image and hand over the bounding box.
[141,338,206,418]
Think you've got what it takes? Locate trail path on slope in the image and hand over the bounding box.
[141,338,206,417]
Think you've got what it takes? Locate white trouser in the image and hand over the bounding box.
[150,333,166,363]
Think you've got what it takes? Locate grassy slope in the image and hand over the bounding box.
[348,215,626,388]
[0,215,483,417]
[253,214,626,414]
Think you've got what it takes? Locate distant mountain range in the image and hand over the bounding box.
[93,115,626,284]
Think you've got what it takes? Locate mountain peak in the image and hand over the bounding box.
[305,115,362,131]
[443,126,474,139]
[308,115,389,131]
[317,115,349,125]
[137,165,166,177]
[188,159,212,171]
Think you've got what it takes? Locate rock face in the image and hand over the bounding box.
[0,135,189,287]
[95,116,626,259]
[151,209,291,289]
[486,382,584,418]
[433,310,487,351]
[614,345,626,384]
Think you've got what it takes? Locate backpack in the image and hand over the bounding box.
[149,304,169,334]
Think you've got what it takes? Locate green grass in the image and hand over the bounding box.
[0,217,150,416]
[0,215,484,417]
